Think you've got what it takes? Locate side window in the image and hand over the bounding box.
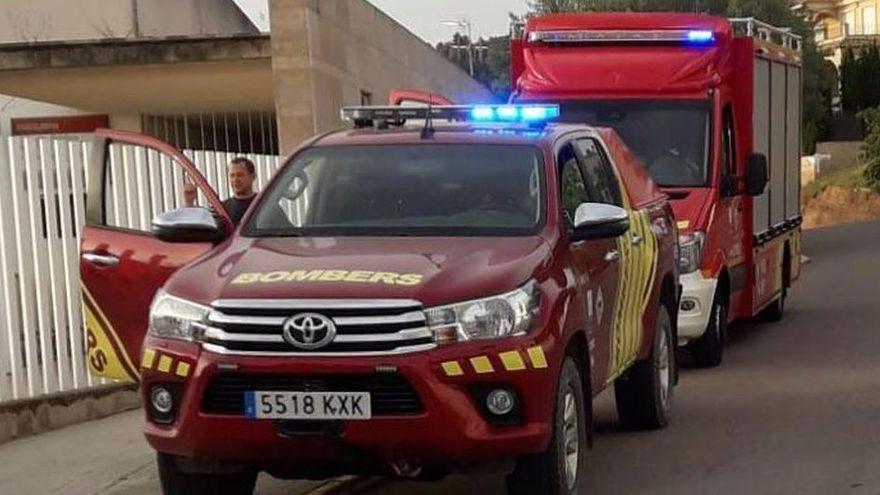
[573,138,623,207]
[721,105,736,180]
[557,144,590,226]
[102,143,197,232]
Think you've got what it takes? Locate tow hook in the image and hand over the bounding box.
[388,460,422,478]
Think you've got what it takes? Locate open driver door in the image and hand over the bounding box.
[80,129,233,382]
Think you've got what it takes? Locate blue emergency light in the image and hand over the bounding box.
[470,105,560,123]
[341,104,561,128]
[686,30,715,44]
[529,29,717,45]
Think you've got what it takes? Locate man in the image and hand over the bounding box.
[184,157,269,226]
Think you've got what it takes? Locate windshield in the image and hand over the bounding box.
[558,100,711,187]
[245,144,544,237]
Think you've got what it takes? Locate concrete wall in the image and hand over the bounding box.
[0,0,257,43]
[815,140,865,176]
[269,0,494,152]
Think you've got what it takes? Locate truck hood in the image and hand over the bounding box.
[165,236,551,308]
[665,188,713,231]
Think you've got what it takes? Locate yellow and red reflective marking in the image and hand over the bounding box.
[441,361,465,377]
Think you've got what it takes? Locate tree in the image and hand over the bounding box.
[860,106,880,191]
[436,33,512,100]
[841,47,859,112]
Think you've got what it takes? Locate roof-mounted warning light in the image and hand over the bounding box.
[340,104,561,129]
[528,29,716,45]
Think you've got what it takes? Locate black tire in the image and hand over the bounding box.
[762,248,791,322]
[506,357,588,495]
[157,453,257,495]
[761,288,786,322]
[688,291,727,368]
[615,305,675,430]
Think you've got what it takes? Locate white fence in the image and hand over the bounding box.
[0,135,281,403]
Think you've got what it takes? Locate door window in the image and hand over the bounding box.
[573,138,623,206]
[721,105,737,195]
[558,143,590,226]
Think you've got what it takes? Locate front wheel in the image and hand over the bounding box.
[614,304,675,430]
[506,357,588,495]
[157,453,257,495]
[688,292,727,368]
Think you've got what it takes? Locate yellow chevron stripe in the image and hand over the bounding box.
[157,355,172,373]
[526,346,548,369]
[141,348,156,370]
[441,361,464,377]
[175,361,191,378]
[470,356,495,374]
[499,351,526,371]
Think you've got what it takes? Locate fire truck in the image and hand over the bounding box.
[510,13,803,366]
[80,104,678,495]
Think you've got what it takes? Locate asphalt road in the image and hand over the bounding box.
[1,220,877,495]
[351,221,880,495]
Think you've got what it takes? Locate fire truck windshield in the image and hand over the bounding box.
[558,100,711,188]
[244,144,544,237]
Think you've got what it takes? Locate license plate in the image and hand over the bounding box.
[244,391,371,420]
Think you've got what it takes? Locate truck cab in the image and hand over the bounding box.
[80,104,678,495]
[511,14,803,366]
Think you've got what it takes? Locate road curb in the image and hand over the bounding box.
[0,383,140,446]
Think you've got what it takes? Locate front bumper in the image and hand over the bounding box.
[140,335,559,468]
[677,271,717,343]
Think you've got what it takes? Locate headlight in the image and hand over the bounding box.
[425,281,541,343]
[678,231,705,274]
[148,290,210,341]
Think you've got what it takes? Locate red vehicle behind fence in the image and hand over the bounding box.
[510,13,803,366]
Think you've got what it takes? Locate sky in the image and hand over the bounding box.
[233,0,531,44]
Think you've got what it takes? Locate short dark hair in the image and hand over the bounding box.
[229,157,256,175]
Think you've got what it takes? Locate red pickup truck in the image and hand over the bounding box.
[81,104,678,495]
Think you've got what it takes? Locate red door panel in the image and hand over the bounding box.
[81,129,229,382]
[570,239,619,393]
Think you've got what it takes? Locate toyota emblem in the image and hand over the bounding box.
[282,313,336,350]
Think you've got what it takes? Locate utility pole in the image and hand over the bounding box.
[440,19,476,77]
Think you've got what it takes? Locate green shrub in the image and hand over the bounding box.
[861,106,880,191]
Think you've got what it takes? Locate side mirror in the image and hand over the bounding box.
[152,207,223,243]
[745,153,769,197]
[571,203,630,241]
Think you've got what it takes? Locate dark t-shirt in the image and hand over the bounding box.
[222,195,291,228]
[223,195,256,225]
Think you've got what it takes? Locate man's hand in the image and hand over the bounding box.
[183,181,197,207]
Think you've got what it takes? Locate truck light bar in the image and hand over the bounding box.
[341,104,560,127]
[528,29,716,45]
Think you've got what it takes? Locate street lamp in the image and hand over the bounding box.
[440,19,476,77]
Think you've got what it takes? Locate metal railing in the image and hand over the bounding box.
[0,135,281,403]
[730,18,803,52]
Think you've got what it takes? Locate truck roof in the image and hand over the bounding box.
[309,122,602,148]
[526,12,732,34]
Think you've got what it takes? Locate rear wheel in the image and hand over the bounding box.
[688,291,727,368]
[762,248,790,322]
[615,305,674,430]
[157,453,257,495]
[506,357,587,495]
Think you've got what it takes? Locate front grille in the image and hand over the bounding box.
[202,373,423,416]
[202,299,436,356]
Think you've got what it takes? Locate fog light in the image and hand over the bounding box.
[486,389,515,416]
[680,298,698,312]
[151,386,173,415]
